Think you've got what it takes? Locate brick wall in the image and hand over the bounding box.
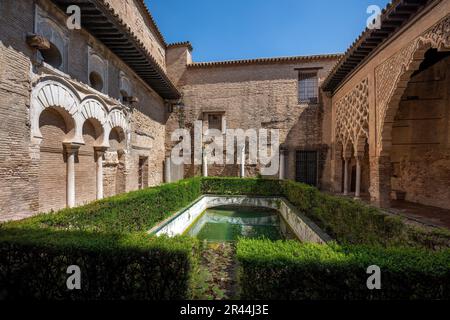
[0,0,37,220]
[38,109,68,213]
[0,0,168,220]
[75,120,99,207]
[165,51,339,183]
[390,55,450,209]
[107,0,167,69]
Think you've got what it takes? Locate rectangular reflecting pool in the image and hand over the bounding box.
[185,206,290,242]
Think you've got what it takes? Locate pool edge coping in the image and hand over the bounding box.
[147,195,333,244]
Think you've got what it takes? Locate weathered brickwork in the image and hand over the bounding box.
[390,56,450,209]
[0,0,167,220]
[106,0,167,69]
[1,0,449,222]
[165,49,339,183]
[0,0,37,220]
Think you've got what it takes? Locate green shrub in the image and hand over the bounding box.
[2,177,449,300]
[281,180,450,249]
[0,178,202,300]
[201,177,283,196]
[237,239,450,300]
[2,178,202,234]
[0,229,198,300]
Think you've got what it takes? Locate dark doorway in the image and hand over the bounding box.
[295,151,318,186]
[351,165,356,193]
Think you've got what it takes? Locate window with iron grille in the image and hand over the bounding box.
[298,72,318,104]
[295,151,318,186]
[208,114,222,131]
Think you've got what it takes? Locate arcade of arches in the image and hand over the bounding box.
[33,79,130,213]
[332,15,450,225]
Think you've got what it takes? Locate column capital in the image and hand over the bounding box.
[355,153,364,161]
[63,142,82,154]
[94,146,108,154]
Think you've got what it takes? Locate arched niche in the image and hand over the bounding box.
[38,106,75,213]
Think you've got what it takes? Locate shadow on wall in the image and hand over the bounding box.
[284,104,328,187]
[180,63,302,86]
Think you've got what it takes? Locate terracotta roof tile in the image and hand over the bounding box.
[323,0,436,93]
[187,54,343,68]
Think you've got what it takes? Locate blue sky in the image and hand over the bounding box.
[146,0,390,62]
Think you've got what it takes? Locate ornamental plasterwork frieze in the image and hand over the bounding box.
[335,78,369,154]
[375,15,450,152]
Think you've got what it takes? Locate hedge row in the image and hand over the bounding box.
[5,178,202,234]
[0,178,203,300]
[201,178,450,249]
[201,177,284,197]
[281,180,450,249]
[0,230,197,300]
[237,239,450,300]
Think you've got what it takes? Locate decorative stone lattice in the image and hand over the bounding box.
[335,78,369,153]
[375,15,450,153]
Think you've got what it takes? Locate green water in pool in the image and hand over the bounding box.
[186,206,284,242]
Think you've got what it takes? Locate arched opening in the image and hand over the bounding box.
[39,42,62,70]
[89,71,104,92]
[38,107,74,212]
[104,127,126,197]
[388,48,450,211]
[75,119,103,206]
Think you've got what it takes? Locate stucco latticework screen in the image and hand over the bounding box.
[335,78,369,154]
[375,15,450,155]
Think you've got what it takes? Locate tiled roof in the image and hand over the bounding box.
[187,54,343,68]
[50,0,181,100]
[322,0,436,93]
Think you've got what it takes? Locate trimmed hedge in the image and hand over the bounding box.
[5,178,202,234]
[0,178,202,300]
[2,177,450,300]
[0,231,197,300]
[282,180,408,246]
[201,177,283,197]
[281,180,450,249]
[201,178,450,249]
[237,239,450,300]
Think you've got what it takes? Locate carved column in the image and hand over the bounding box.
[164,157,172,183]
[240,145,245,178]
[64,143,80,208]
[202,150,208,177]
[95,147,107,200]
[355,155,363,199]
[343,156,350,196]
